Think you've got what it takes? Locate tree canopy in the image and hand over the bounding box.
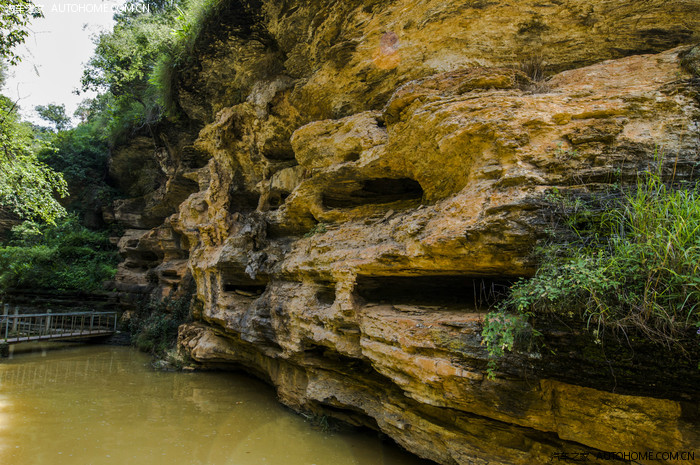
[0,0,188,223]
[0,95,68,223]
[0,0,42,65]
[35,103,71,132]
[0,0,69,224]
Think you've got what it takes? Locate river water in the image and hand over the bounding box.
[0,344,429,465]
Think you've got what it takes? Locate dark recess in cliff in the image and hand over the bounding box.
[355,275,513,309]
[323,178,424,209]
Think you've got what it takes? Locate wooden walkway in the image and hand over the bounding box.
[1,311,117,346]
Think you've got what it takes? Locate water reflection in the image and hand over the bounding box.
[0,345,428,465]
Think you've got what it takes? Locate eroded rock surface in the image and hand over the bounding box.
[110,2,700,463]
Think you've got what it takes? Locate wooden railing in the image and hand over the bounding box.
[0,311,117,344]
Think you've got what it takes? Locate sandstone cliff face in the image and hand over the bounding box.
[111,1,700,464]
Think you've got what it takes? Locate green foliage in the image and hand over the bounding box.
[77,0,242,131]
[78,0,182,141]
[151,0,233,116]
[39,118,108,185]
[482,160,700,377]
[162,0,226,65]
[129,291,193,356]
[35,103,71,132]
[304,223,327,238]
[35,106,121,219]
[71,1,174,143]
[481,312,531,379]
[150,52,179,116]
[73,93,111,125]
[0,214,119,292]
[81,4,177,100]
[0,94,68,223]
[0,0,42,65]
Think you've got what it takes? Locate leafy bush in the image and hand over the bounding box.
[304,222,327,237]
[0,94,68,223]
[481,312,532,378]
[482,160,700,376]
[133,312,181,354]
[0,215,119,292]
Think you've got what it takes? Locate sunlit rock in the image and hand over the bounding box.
[108,1,700,463]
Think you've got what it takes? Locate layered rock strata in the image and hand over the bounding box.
[110,1,700,464]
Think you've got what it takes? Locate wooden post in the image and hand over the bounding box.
[2,303,7,340]
[11,305,18,332]
[2,306,8,342]
[45,310,52,335]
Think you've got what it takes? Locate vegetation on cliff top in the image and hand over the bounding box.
[151,0,238,115]
[79,0,181,143]
[483,158,700,377]
[79,0,226,137]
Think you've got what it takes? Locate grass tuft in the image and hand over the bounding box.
[482,154,700,377]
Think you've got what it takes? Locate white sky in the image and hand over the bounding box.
[2,0,128,126]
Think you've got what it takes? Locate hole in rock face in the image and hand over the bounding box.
[344,151,361,163]
[139,251,160,263]
[228,171,259,212]
[316,284,336,306]
[124,261,145,270]
[182,145,210,169]
[221,266,268,297]
[268,191,289,209]
[264,148,296,161]
[222,283,267,295]
[355,275,514,310]
[322,177,423,209]
[180,234,190,251]
[171,232,190,259]
[229,190,260,212]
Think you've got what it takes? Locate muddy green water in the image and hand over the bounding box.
[0,344,429,465]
